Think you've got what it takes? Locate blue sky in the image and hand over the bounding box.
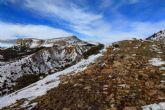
[0,0,165,43]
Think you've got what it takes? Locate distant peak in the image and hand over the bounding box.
[68,36,77,39]
[147,30,165,39]
[16,36,80,41]
[67,36,80,40]
[146,30,165,43]
[0,36,89,48]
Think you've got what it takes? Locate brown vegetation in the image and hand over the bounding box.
[32,40,165,110]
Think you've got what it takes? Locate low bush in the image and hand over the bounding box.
[13,73,46,90]
[83,44,104,59]
[0,46,44,61]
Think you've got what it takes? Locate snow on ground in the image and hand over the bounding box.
[149,58,165,66]
[160,80,165,83]
[160,67,165,70]
[151,45,162,54]
[0,49,105,109]
[146,58,165,109]
[142,102,165,110]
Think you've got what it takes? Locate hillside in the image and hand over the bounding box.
[0,30,165,110]
[31,39,165,110]
[0,37,164,110]
[0,48,105,110]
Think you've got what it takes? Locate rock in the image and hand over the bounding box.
[63,108,71,110]
[84,69,93,75]
[145,81,154,88]
[123,107,137,110]
[148,90,157,96]
[138,100,146,105]
[110,107,117,110]
[113,61,122,68]
[83,86,91,90]
[103,85,109,88]
[101,68,112,74]
[103,91,108,94]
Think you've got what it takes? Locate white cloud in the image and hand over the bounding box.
[100,0,140,11]
[131,21,165,36]
[0,0,164,43]
[23,0,151,43]
[25,0,102,25]
[22,0,114,42]
[81,20,165,43]
[100,0,113,10]
[0,22,72,40]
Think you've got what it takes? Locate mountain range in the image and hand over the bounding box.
[0,36,103,96]
[0,30,164,110]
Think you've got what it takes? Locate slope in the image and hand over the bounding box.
[32,39,164,110]
[0,48,105,109]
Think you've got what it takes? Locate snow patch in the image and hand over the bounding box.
[160,67,165,70]
[142,102,165,110]
[160,80,165,83]
[149,58,165,66]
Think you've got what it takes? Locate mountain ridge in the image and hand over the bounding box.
[0,30,165,110]
[0,36,87,48]
[146,30,165,44]
[0,36,103,96]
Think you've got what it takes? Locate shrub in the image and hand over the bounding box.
[112,43,120,48]
[83,44,104,59]
[0,46,44,61]
[13,73,46,90]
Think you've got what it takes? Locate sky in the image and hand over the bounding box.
[0,0,165,43]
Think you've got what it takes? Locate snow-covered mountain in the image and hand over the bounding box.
[0,35,165,110]
[0,36,101,95]
[0,30,165,110]
[146,30,165,43]
[0,36,88,48]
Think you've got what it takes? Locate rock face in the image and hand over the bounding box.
[0,36,99,95]
[146,30,165,44]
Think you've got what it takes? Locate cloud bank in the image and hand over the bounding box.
[0,0,165,43]
[0,22,72,40]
